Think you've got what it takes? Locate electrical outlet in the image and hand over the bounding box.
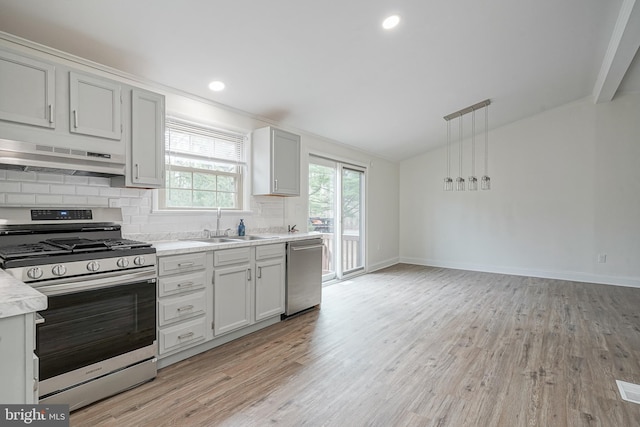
[597,254,607,263]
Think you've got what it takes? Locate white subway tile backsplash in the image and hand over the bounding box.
[99,187,122,197]
[1,171,287,241]
[63,175,89,185]
[88,177,111,186]
[121,224,141,234]
[36,173,65,183]
[86,196,109,206]
[6,170,37,181]
[0,181,21,193]
[50,184,76,195]
[76,186,100,196]
[7,193,36,204]
[62,195,88,205]
[21,183,50,193]
[122,206,140,216]
[35,194,64,205]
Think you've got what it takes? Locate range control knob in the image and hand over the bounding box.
[52,264,67,276]
[86,261,100,272]
[116,258,130,268]
[133,256,146,266]
[27,267,43,280]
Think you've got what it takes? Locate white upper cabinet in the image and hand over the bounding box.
[0,49,55,128]
[69,71,122,140]
[129,88,165,188]
[252,126,301,196]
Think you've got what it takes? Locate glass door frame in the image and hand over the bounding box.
[308,153,366,282]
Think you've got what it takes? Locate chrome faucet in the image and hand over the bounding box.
[215,207,222,236]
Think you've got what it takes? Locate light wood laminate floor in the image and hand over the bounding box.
[71,265,640,426]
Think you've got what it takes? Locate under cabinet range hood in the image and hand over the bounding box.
[0,138,125,177]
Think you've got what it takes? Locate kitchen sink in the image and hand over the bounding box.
[180,235,278,244]
[226,235,278,241]
[179,237,230,243]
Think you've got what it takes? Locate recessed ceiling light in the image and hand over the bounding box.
[382,15,400,30]
[208,81,225,92]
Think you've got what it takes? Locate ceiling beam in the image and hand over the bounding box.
[593,0,640,103]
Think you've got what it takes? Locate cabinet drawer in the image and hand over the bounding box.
[158,290,206,326]
[214,247,251,267]
[158,270,207,297]
[159,252,207,275]
[255,243,285,260]
[159,317,206,355]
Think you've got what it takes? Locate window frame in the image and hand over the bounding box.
[159,117,247,211]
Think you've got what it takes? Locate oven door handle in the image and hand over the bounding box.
[33,267,157,296]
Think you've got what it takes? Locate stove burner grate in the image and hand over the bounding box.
[0,242,70,259]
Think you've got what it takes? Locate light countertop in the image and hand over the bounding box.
[151,232,322,256]
[0,270,47,319]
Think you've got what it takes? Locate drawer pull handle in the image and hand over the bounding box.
[48,104,54,124]
[177,305,194,312]
[178,331,195,340]
[73,110,78,128]
[177,262,194,267]
[177,281,194,288]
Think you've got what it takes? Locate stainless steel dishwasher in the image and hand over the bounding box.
[285,238,323,316]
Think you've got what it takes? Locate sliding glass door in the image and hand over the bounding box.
[309,155,365,282]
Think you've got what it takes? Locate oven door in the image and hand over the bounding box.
[35,269,156,384]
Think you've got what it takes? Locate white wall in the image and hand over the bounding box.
[399,92,640,287]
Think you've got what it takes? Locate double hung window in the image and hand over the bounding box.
[160,118,246,210]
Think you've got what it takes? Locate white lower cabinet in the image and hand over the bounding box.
[255,244,285,321]
[213,247,251,336]
[156,243,285,364]
[157,251,213,357]
[213,243,285,335]
[0,312,37,403]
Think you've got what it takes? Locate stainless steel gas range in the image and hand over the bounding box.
[0,207,157,411]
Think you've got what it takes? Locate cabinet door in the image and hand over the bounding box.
[0,50,55,128]
[131,89,165,187]
[271,128,300,196]
[69,71,121,140]
[255,257,285,321]
[214,263,251,335]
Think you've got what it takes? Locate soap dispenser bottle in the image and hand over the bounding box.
[238,219,245,236]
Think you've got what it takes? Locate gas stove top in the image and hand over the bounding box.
[0,207,156,281]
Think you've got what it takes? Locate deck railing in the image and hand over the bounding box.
[319,233,361,273]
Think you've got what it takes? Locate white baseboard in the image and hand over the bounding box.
[399,257,640,289]
[367,257,399,273]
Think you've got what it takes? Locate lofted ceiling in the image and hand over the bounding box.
[1,0,639,161]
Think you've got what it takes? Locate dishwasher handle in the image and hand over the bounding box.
[291,244,324,251]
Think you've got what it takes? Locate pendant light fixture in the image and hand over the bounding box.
[481,104,491,190]
[443,120,453,191]
[468,109,478,191]
[455,114,465,191]
[442,98,491,193]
